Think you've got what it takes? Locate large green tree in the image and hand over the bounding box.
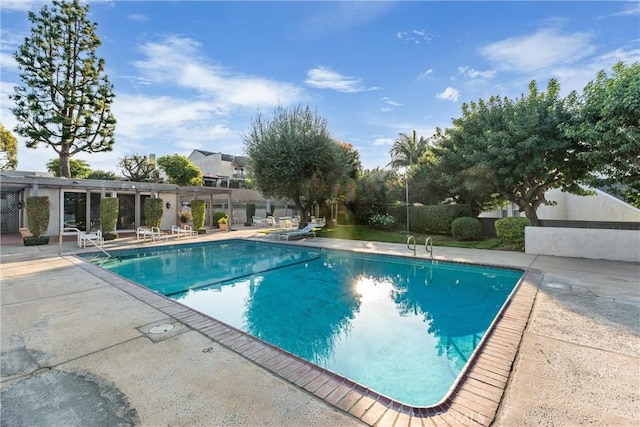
[156,154,203,186]
[0,124,18,170]
[387,130,428,170]
[118,154,160,182]
[439,80,590,225]
[565,61,640,205]
[244,105,350,227]
[46,157,91,178]
[11,0,116,178]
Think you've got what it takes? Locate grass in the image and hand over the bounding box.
[315,225,522,251]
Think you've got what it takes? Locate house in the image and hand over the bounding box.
[0,171,233,236]
[188,150,249,188]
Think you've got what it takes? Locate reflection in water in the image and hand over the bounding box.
[98,242,521,406]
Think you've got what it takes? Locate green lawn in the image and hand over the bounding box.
[315,225,520,251]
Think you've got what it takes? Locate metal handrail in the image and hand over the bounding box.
[59,227,111,258]
[425,236,433,258]
[407,235,416,256]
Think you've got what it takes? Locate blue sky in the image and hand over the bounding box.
[1,1,638,174]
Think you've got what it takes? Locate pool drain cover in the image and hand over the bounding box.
[149,324,175,334]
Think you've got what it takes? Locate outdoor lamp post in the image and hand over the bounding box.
[405,174,409,236]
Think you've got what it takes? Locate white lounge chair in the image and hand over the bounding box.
[171,225,197,238]
[78,230,104,248]
[278,223,318,241]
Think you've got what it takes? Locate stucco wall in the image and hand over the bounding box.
[525,226,640,262]
[534,188,640,222]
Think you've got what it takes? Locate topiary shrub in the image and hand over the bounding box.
[245,203,256,226]
[212,211,227,228]
[495,217,530,244]
[451,217,483,241]
[144,198,164,228]
[368,213,397,230]
[26,196,50,238]
[191,200,206,232]
[99,197,119,240]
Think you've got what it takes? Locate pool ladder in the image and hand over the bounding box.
[407,235,433,258]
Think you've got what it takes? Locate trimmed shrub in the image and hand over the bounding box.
[144,198,164,228]
[245,203,256,226]
[99,198,119,240]
[368,213,397,230]
[26,196,50,237]
[451,217,482,241]
[23,236,50,246]
[212,211,227,228]
[495,217,530,244]
[191,200,206,231]
[390,204,473,234]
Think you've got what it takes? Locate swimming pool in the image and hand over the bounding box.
[86,239,523,407]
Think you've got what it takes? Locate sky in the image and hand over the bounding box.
[1,1,638,175]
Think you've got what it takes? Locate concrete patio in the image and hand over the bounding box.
[1,229,638,426]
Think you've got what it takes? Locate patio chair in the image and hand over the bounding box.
[278,223,318,241]
[78,229,104,248]
[137,227,155,242]
[171,225,197,238]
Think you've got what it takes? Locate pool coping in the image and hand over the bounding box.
[70,241,540,427]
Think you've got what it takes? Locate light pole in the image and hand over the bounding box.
[405,174,409,236]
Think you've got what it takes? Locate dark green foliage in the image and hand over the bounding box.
[86,170,119,180]
[212,211,227,228]
[46,158,91,178]
[23,236,50,246]
[191,200,205,231]
[11,0,116,178]
[26,196,50,237]
[350,168,402,224]
[245,203,256,226]
[495,217,530,244]
[99,198,118,237]
[368,213,397,230]
[451,217,482,241]
[102,231,118,241]
[143,198,164,228]
[388,204,472,234]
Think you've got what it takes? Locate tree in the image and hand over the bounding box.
[11,0,116,178]
[439,80,590,225]
[387,130,428,170]
[87,170,119,180]
[564,62,640,206]
[118,154,160,182]
[0,124,18,170]
[244,105,350,227]
[46,157,91,178]
[350,168,402,224]
[156,154,203,186]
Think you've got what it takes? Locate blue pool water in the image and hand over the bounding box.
[87,240,522,406]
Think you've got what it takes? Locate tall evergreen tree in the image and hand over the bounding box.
[11,0,116,178]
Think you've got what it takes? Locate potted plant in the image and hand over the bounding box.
[24,196,50,246]
[178,209,192,227]
[218,215,229,231]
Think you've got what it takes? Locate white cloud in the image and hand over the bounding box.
[373,137,394,146]
[481,28,596,73]
[126,14,148,22]
[458,66,496,79]
[305,66,377,93]
[133,35,303,110]
[397,29,432,44]
[418,68,434,79]
[0,52,18,73]
[436,87,460,102]
[606,3,640,18]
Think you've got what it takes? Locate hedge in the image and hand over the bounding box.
[26,196,50,237]
[144,198,164,228]
[389,204,473,234]
[495,217,530,244]
[451,217,483,241]
[191,200,206,231]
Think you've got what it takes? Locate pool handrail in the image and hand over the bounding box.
[60,227,112,258]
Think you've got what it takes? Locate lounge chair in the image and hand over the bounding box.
[278,223,318,241]
[78,229,104,248]
[171,225,197,238]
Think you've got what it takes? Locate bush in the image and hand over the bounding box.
[390,204,473,234]
[213,211,227,228]
[245,203,256,226]
[99,198,119,239]
[495,217,530,244]
[451,217,482,241]
[26,196,50,237]
[191,200,206,231]
[368,213,397,230]
[23,235,50,246]
[144,198,164,228]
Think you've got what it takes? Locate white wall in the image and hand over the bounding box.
[525,227,640,262]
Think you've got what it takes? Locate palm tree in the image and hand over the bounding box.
[387,130,428,170]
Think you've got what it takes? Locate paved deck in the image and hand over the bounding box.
[1,229,638,426]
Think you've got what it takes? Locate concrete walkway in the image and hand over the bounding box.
[1,229,638,426]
